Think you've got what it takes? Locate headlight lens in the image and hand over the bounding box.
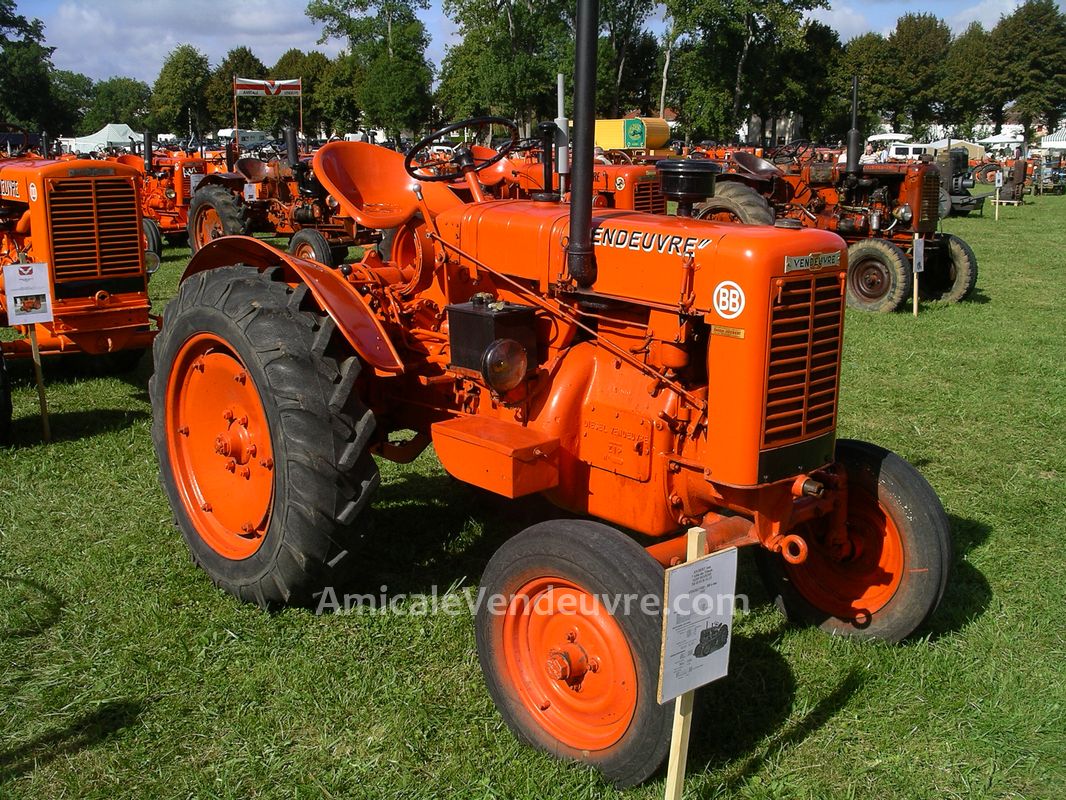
[481,338,528,393]
[144,250,161,276]
[165,188,177,199]
[893,203,913,223]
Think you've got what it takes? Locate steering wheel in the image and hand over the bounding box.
[771,139,815,164]
[404,116,518,182]
[0,122,31,156]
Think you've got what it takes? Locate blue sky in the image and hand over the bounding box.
[13,0,1044,84]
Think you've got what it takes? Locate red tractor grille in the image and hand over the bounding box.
[918,171,940,229]
[47,177,143,281]
[633,180,666,214]
[762,272,845,447]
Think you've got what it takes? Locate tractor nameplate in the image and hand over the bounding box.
[66,167,115,177]
[581,405,652,481]
[784,252,841,273]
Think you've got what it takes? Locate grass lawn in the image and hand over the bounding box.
[1,197,1064,799]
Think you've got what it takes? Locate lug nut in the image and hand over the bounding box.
[233,372,246,384]
[178,426,189,436]
[224,460,236,472]
[222,410,234,421]
[239,467,251,479]
[545,652,570,681]
[200,502,212,512]
[259,457,274,470]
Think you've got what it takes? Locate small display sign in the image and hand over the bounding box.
[658,546,738,704]
[913,236,925,274]
[3,261,54,325]
[995,170,1004,188]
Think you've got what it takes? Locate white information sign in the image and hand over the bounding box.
[658,546,738,704]
[913,236,925,274]
[994,170,1004,188]
[3,261,53,325]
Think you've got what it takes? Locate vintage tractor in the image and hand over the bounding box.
[699,86,978,313]
[186,127,380,265]
[936,147,986,216]
[149,1,952,786]
[112,134,208,253]
[0,123,158,366]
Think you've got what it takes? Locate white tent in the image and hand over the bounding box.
[927,139,986,160]
[977,132,1022,145]
[1041,129,1066,150]
[868,132,911,142]
[63,123,144,153]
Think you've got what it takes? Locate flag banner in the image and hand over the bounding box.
[233,78,302,97]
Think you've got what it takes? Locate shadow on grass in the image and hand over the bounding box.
[5,409,149,447]
[0,576,63,640]
[0,700,146,784]
[5,349,151,391]
[925,514,993,639]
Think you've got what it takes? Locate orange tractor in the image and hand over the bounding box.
[1,123,158,369]
[149,1,951,786]
[186,127,380,265]
[698,84,978,313]
[113,133,209,253]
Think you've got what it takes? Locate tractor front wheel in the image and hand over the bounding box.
[846,239,912,313]
[187,186,249,253]
[142,217,163,257]
[288,228,335,266]
[476,520,671,788]
[755,439,951,643]
[149,265,379,606]
[920,234,978,304]
[694,181,774,225]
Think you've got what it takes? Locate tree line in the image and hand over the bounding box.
[2,0,1064,145]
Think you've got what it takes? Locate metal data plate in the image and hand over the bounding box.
[581,404,652,481]
[784,252,842,273]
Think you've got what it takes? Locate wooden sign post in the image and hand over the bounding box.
[659,529,739,800]
[3,262,54,442]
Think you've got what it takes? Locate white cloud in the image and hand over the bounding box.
[948,0,1019,31]
[808,3,874,42]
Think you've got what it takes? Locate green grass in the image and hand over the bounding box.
[2,199,1064,799]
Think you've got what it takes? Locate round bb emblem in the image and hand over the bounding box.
[712,281,745,319]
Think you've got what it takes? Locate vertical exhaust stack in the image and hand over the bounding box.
[284,126,300,170]
[143,131,154,173]
[555,72,570,195]
[41,131,50,159]
[845,75,862,177]
[567,0,598,288]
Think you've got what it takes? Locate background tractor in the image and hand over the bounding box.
[186,127,380,265]
[0,123,157,367]
[149,1,952,786]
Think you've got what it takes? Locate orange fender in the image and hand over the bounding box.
[181,236,404,375]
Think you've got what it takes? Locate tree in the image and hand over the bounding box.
[48,70,94,135]
[0,0,53,130]
[836,33,900,133]
[940,22,998,137]
[601,1,652,117]
[254,49,330,136]
[206,47,267,130]
[151,44,211,136]
[81,77,152,134]
[886,13,951,137]
[360,50,433,140]
[318,53,364,134]
[992,0,1066,139]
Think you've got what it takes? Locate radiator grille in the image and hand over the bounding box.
[918,171,940,227]
[47,177,143,281]
[762,273,845,447]
[633,179,666,214]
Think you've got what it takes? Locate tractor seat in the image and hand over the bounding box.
[732,151,784,181]
[313,141,462,230]
[235,157,272,183]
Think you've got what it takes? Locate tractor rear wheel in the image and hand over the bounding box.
[149,265,379,607]
[694,181,773,225]
[920,234,978,304]
[0,350,12,446]
[755,439,951,643]
[476,520,671,788]
[142,217,163,257]
[187,186,249,253]
[845,239,912,313]
[287,229,334,266]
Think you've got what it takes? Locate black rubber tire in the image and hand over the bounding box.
[920,234,978,304]
[938,186,952,220]
[142,217,163,257]
[187,185,249,253]
[0,350,12,446]
[846,239,912,313]
[287,228,335,266]
[694,180,774,225]
[149,265,379,607]
[755,439,952,643]
[476,520,671,788]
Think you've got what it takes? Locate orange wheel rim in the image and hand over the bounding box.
[292,242,315,260]
[195,207,222,248]
[705,210,742,223]
[787,486,904,621]
[165,333,274,559]
[501,577,637,751]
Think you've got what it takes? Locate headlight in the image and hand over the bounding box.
[144,250,161,277]
[165,188,177,199]
[893,203,913,223]
[481,338,528,393]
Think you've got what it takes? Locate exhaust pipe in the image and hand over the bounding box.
[41,130,50,159]
[284,126,299,169]
[143,131,154,173]
[845,75,862,177]
[567,0,598,288]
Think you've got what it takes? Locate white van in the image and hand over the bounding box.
[216,129,270,148]
[887,143,929,161]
